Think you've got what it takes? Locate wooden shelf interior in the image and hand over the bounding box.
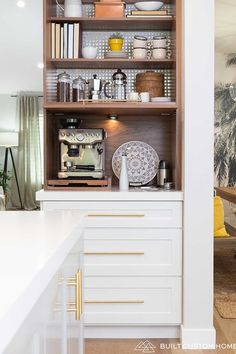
[44,113,179,188]
[45,67,177,103]
[44,102,177,115]
[43,0,182,190]
[47,17,175,31]
[46,0,176,21]
[48,59,176,70]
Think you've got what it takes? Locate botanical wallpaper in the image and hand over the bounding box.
[215,53,236,186]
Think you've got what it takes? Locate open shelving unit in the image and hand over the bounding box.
[43,0,182,190]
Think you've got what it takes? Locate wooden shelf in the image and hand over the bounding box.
[48,58,175,70]
[48,17,175,31]
[44,102,177,115]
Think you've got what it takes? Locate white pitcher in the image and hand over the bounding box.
[56,0,82,17]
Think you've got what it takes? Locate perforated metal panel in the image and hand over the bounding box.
[82,30,174,59]
[56,3,176,17]
[46,67,175,101]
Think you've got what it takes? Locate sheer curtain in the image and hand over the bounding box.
[12,93,42,210]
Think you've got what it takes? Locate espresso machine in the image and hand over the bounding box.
[58,119,106,179]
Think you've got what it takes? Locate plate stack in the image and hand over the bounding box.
[105,51,128,58]
[127,1,171,18]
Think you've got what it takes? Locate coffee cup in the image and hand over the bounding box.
[133,47,147,59]
[140,92,150,103]
[133,35,148,49]
[152,48,172,59]
[153,36,171,48]
[129,92,140,101]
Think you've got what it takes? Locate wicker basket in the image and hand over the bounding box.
[135,71,164,98]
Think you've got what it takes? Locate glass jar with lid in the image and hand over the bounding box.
[72,76,87,102]
[57,71,71,102]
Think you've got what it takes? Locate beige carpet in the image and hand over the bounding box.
[214,238,236,319]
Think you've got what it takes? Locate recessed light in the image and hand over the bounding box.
[17,1,25,7]
[37,63,44,69]
[108,114,118,120]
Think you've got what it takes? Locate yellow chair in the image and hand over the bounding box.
[214,196,229,237]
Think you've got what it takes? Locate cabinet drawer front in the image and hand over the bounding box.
[84,229,182,276]
[84,277,181,325]
[42,201,182,228]
[86,202,182,228]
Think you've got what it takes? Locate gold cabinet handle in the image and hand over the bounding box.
[87,214,145,218]
[85,300,144,304]
[84,252,144,255]
[76,270,82,321]
[57,270,82,320]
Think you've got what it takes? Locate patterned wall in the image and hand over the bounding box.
[215,53,236,187]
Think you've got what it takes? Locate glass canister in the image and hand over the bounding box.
[72,76,87,101]
[57,72,71,102]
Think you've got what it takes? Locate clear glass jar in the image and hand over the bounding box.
[57,72,71,102]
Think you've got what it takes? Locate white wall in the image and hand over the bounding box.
[0,0,43,94]
[0,1,43,168]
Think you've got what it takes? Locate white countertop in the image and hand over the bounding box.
[0,210,84,353]
[36,189,183,201]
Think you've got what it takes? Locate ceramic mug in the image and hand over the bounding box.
[129,92,140,101]
[133,35,148,48]
[140,92,150,103]
[153,36,171,48]
[133,47,147,59]
[152,47,172,59]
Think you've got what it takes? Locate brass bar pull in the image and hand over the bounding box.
[84,252,144,255]
[76,270,82,321]
[57,271,82,320]
[85,300,144,304]
[87,214,145,218]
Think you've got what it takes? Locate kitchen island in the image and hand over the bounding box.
[0,211,84,353]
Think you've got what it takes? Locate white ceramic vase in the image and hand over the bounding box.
[119,154,129,191]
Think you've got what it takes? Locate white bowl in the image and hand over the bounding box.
[134,1,164,11]
[82,46,98,59]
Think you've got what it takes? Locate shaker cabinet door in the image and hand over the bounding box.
[3,239,84,354]
[54,239,84,354]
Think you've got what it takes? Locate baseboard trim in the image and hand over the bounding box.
[85,326,180,339]
[181,326,216,349]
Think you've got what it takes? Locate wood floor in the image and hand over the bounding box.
[85,310,236,354]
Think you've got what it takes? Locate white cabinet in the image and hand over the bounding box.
[4,240,84,354]
[84,277,181,325]
[38,198,183,334]
[84,211,182,327]
[84,228,182,276]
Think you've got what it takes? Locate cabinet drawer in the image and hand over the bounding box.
[42,201,182,228]
[84,277,181,325]
[86,202,182,228]
[84,229,182,276]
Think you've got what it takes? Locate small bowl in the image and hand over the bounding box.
[134,1,164,11]
[82,46,98,59]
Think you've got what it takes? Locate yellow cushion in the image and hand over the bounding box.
[214,196,229,237]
